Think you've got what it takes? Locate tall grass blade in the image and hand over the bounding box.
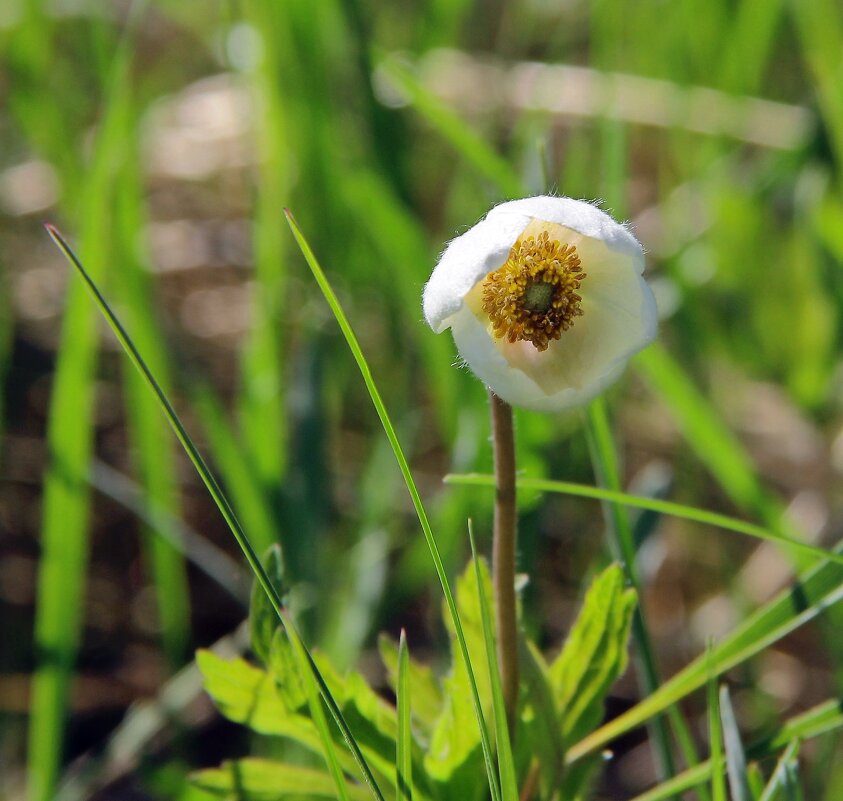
[28,10,143,797]
[720,685,751,801]
[468,523,519,801]
[707,670,726,801]
[629,701,840,801]
[46,225,386,801]
[284,209,502,801]
[288,627,352,801]
[585,398,677,780]
[758,741,801,801]
[443,474,843,566]
[396,630,413,801]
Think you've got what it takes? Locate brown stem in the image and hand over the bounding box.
[489,390,518,731]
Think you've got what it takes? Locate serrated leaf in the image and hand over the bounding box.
[250,545,286,665]
[550,563,637,747]
[190,758,371,800]
[196,651,315,741]
[379,634,443,740]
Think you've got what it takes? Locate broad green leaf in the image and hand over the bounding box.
[518,639,566,799]
[191,758,371,801]
[379,634,443,738]
[197,651,313,740]
[550,563,637,747]
[268,627,307,712]
[720,685,751,801]
[250,545,286,665]
[396,631,414,801]
[747,762,766,800]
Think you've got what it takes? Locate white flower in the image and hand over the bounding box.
[423,195,657,412]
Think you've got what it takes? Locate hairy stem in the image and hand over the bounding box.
[490,391,519,730]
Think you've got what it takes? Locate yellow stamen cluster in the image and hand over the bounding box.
[481,230,586,351]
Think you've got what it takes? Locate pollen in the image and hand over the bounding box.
[481,230,586,351]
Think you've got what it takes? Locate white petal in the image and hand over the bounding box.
[450,306,629,412]
[487,195,643,264]
[423,211,530,333]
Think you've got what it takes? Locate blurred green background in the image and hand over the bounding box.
[1,0,843,799]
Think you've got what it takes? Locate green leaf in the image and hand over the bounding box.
[250,545,286,665]
[469,529,518,801]
[396,631,414,801]
[518,639,566,799]
[720,685,751,801]
[379,634,443,739]
[268,627,308,712]
[191,758,371,801]
[550,563,637,748]
[197,651,313,741]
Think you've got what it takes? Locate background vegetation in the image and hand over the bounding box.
[1,0,843,799]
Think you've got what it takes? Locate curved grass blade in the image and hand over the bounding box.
[628,701,843,801]
[284,209,502,801]
[396,630,413,801]
[443,474,843,567]
[758,741,801,801]
[707,669,726,801]
[468,522,519,801]
[46,225,386,801]
[585,398,678,782]
[720,685,751,801]
[288,626,352,801]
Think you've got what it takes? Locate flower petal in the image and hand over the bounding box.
[487,195,643,265]
[423,211,530,333]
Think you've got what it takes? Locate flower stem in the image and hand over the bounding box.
[489,391,519,730]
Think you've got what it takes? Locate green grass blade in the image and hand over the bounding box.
[443,474,843,567]
[396,630,413,801]
[720,685,751,801]
[629,700,841,801]
[46,225,386,801]
[28,11,143,796]
[564,545,843,763]
[116,151,191,667]
[585,399,677,781]
[468,523,519,801]
[284,209,502,801]
[759,741,801,801]
[288,628,352,801]
[708,671,726,801]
